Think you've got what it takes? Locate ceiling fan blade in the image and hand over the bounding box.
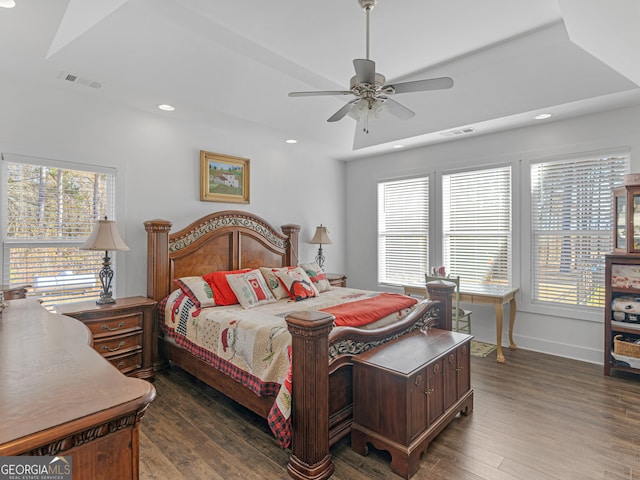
[289,90,352,97]
[384,98,415,120]
[353,59,376,85]
[386,77,454,94]
[327,99,359,122]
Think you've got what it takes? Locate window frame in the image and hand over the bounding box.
[521,148,629,321]
[441,163,513,289]
[377,174,430,287]
[1,153,119,308]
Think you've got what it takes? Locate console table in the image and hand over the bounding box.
[403,283,519,363]
[458,285,519,363]
[0,299,155,480]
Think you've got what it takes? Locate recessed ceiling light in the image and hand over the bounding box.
[158,104,175,111]
[393,144,404,149]
[285,139,297,144]
[534,113,552,120]
[0,0,16,8]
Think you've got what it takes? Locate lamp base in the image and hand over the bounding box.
[96,293,116,305]
[96,250,116,305]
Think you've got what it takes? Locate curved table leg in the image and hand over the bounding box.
[494,303,505,363]
[508,297,517,350]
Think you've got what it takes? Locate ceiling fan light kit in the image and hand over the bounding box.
[288,0,453,134]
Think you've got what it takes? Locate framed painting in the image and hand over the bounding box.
[200,150,250,203]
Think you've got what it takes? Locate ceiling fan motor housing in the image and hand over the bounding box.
[350,72,385,91]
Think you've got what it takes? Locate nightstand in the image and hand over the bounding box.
[1,284,31,300]
[54,296,157,380]
[326,273,347,287]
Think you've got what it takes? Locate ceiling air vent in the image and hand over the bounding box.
[440,127,476,137]
[57,71,102,89]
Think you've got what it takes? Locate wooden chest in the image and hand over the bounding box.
[351,328,473,479]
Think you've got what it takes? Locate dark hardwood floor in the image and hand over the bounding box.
[139,348,640,479]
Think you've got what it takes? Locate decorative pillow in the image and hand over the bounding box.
[260,267,295,300]
[274,266,320,301]
[299,261,331,293]
[203,269,251,306]
[226,269,277,309]
[173,276,216,308]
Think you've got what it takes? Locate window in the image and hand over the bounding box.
[530,152,628,308]
[443,166,512,288]
[2,154,116,309]
[378,176,429,285]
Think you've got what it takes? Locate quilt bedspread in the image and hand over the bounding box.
[159,287,418,448]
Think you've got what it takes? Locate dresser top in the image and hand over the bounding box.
[0,299,155,452]
[53,295,156,315]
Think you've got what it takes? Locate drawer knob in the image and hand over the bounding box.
[116,361,125,368]
[101,321,125,331]
[424,388,434,396]
[103,341,126,352]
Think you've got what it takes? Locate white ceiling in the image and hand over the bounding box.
[1,0,640,160]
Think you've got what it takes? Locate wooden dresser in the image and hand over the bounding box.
[0,299,155,480]
[351,328,473,479]
[54,296,157,380]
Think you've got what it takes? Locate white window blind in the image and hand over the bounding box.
[443,166,512,288]
[378,176,429,285]
[531,153,628,308]
[2,155,116,309]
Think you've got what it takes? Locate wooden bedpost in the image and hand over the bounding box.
[285,310,335,480]
[144,219,172,302]
[281,224,301,266]
[426,280,455,331]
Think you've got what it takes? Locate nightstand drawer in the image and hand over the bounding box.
[54,296,157,380]
[93,331,142,358]
[86,312,143,339]
[109,351,143,375]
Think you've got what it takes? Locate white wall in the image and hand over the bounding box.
[345,103,640,364]
[0,77,346,299]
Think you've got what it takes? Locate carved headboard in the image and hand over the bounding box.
[145,210,300,302]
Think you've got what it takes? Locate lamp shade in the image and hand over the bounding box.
[309,225,333,245]
[81,219,130,251]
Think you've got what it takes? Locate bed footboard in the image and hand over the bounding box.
[284,282,454,480]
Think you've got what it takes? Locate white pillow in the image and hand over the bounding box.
[274,266,320,301]
[299,261,331,293]
[226,269,277,309]
[259,267,291,300]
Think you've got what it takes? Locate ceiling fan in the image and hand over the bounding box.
[288,0,454,133]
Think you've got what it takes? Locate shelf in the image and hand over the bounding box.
[611,287,640,294]
[611,320,640,332]
[611,351,640,370]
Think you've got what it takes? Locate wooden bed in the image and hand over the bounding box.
[145,210,454,480]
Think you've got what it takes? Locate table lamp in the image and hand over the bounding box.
[309,224,333,269]
[81,217,129,304]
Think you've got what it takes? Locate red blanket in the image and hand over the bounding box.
[320,292,418,327]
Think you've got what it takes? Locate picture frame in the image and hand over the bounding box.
[200,150,250,203]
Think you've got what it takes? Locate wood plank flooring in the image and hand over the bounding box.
[139,348,640,479]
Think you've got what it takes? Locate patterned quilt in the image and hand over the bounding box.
[159,287,417,448]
